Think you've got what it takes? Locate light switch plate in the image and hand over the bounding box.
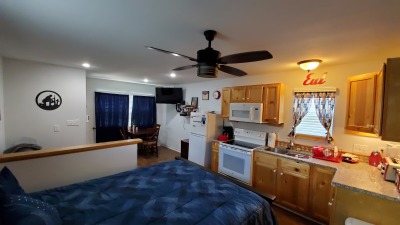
[66,119,80,126]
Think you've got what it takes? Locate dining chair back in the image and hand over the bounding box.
[140,126,160,157]
[120,127,129,140]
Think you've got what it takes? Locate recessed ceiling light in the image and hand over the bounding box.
[170,73,176,78]
[144,78,149,83]
[171,53,179,57]
[82,62,91,68]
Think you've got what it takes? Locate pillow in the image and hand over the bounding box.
[0,167,26,197]
[1,194,62,225]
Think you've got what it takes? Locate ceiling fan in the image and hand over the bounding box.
[146,30,273,78]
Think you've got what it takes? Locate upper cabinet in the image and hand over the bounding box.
[221,83,284,124]
[262,83,284,124]
[231,85,263,103]
[382,57,400,142]
[345,72,383,135]
[221,87,231,118]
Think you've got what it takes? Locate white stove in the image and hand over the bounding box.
[219,128,267,184]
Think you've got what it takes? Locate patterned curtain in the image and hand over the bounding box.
[288,92,313,138]
[132,96,157,129]
[313,92,336,143]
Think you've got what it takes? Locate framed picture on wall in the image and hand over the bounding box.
[202,91,209,100]
[191,97,198,108]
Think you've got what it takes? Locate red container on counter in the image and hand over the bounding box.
[369,151,382,167]
[312,146,325,157]
[217,134,229,141]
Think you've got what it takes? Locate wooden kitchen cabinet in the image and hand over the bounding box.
[309,166,335,224]
[252,152,336,223]
[332,186,400,225]
[262,83,284,124]
[276,158,310,213]
[382,57,400,142]
[221,87,231,118]
[211,141,220,172]
[345,72,382,136]
[231,85,263,103]
[252,152,278,195]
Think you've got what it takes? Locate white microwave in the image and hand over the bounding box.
[229,103,263,123]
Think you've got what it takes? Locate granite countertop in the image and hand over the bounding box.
[254,147,400,202]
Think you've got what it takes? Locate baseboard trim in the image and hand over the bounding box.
[272,203,326,225]
[160,144,180,153]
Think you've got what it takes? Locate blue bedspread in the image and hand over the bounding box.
[31,160,277,225]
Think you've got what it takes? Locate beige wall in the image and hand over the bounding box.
[160,59,399,153]
[0,57,5,150]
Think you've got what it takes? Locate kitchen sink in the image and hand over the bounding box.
[265,147,289,154]
[263,147,311,159]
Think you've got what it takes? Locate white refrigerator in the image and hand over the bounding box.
[188,112,223,168]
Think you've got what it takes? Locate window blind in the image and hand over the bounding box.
[295,100,334,137]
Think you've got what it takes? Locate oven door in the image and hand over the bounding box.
[218,145,251,184]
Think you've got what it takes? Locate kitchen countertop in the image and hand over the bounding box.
[254,147,400,202]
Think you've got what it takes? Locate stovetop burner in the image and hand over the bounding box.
[224,140,263,150]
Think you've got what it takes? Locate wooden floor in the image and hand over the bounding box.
[138,146,321,225]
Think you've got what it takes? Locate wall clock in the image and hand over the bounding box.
[213,90,221,99]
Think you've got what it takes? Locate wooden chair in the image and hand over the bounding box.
[120,127,129,140]
[140,126,160,157]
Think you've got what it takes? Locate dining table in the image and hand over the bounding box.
[127,127,157,139]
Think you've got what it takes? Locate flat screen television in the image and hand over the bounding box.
[155,87,183,104]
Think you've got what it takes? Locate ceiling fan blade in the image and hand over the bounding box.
[219,65,247,76]
[145,46,197,61]
[173,65,198,71]
[218,50,273,64]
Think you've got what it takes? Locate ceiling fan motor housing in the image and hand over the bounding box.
[197,48,220,78]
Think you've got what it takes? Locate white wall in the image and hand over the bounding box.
[0,57,5,150]
[3,59,86,149]
[86,78,156,144]
[0,144,137,192]
[163,59,399,154]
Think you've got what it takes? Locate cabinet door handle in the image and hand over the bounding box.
[328,202,333,206]
[280,172,283,176]
[273,169,276,173]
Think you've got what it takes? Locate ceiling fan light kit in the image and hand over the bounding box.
[146,30,273,78]
[297,59,322,72]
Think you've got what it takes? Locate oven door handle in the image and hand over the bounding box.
[221,146,250,154]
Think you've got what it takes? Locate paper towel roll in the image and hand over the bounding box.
[267,133,276,148]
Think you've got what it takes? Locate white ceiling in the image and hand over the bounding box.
[1,0,400,85]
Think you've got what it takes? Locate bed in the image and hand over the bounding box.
[1,159,277,225]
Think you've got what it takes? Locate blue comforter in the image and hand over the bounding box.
[31,160,277,225]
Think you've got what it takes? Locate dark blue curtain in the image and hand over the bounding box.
[95,92,129,142]
[132,96,156,128]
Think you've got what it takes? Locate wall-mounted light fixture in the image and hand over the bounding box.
[297,59,322,72]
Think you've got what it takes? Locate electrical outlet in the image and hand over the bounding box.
[353,144,368,154]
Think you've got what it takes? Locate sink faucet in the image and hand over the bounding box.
[287,138,295,150]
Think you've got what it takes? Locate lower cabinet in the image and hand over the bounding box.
[252,153,278,196]
[252,151,335,223]
[309,166,335,224]
[211,141,219,172]
[276,158,310,213]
